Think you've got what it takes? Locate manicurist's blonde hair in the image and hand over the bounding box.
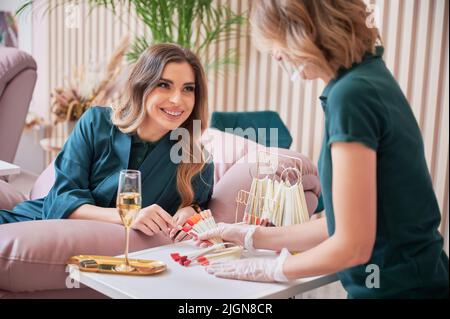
[250,0,380,78]
[111,43,210,209]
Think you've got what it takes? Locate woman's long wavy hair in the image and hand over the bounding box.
[111,43,209,209]
[250,0,380,79]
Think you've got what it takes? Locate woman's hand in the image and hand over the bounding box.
[169,206,197,242]
[205,248,291,282]
[131,204,175,236]
[195,222,258,248]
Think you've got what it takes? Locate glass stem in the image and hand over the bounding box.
[125,226,130,266]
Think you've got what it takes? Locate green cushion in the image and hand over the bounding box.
[210,111,293,149]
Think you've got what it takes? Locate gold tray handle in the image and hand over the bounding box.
[67,255,167,276]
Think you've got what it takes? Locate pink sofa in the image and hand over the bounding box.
[0,47,37,164]
[0,129,321,298]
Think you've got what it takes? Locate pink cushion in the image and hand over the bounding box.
[0,180,27,210]
[202,128,261,185]
[30,161,55,200]
[0,220,172,292]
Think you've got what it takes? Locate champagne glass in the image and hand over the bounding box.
[115,169,142,272]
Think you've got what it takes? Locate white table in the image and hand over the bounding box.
[69,241,339,299]
[0,160,20,177]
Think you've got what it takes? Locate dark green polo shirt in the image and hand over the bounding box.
[318,46,448,298]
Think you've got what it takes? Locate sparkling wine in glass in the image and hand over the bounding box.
[115,169,142,272]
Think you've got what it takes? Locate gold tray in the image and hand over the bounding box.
[67,255,167,276]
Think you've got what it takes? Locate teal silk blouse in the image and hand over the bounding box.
[0,107,214,223]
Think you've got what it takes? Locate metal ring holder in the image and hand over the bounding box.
[280,166,302,186]
[236,149,305,224]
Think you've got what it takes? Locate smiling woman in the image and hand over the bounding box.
[195,0,449,299]
[0,43,214,244]
[111,44,211,218]
[140,62,197,140]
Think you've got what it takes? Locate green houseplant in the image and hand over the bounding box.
[17,0,246,69]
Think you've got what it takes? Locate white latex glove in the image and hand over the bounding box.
[205,248,291,283]
[195,222,257,250]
